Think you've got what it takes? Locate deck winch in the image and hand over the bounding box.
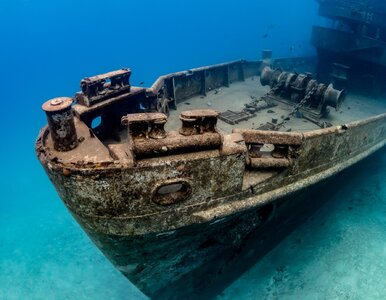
[76,68,132,107]
[260,66,345,117]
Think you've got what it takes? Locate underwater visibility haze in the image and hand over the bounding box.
[1,0,386,299]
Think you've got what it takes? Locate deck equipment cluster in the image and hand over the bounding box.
[260,67,345,118]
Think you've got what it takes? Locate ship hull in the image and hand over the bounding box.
[34,47,386,300]
[75,174,341,299]
[37,111,386,299]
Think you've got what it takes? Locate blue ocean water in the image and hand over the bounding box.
[0,0,385,299]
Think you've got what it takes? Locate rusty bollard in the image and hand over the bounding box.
[179,109,219,136]
[42,97,78,151]
[149,118,167,139]
[121,113,167,139]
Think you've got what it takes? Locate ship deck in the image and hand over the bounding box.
[165,77,386,133]
[100,78,386,190]
[42,69,386,180]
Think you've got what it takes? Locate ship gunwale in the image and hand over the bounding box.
[36,110,386,172]
[36,111,386,235]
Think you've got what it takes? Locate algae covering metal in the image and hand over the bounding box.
[35,57,386,299]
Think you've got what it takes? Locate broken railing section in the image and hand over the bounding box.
[233,129,303,169]
[260,66,345,118]
[121,109,222,159]
[75,68,132,107]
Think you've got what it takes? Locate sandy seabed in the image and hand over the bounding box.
[219,149,386,299]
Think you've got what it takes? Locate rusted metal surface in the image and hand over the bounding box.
[260,66,345,117]
[232,129,303,170]
[35,56,386,299]
[42,97,78,151]
[107,143,134,166]
[35,109,386,232]
[122,112,168,139]
[120,110,223,158]
[324,83,345,109]
[249,157,290,168]
[179,109,219,136]
[295,113,386,174]
[79,178,339,300]
[76,68,131,107]
[255,122,278,131]
[233,129,303,145]
[35,108,386,229]
[36,115,386,299]
[152,181,192,206]
[129,132,223,158]
[219,110,254,125]
[38,144,246,219]
[72,86,145,117]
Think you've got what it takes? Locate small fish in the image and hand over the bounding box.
[289,46,294,51]
[139,81,145,85]
[262,33,268,38]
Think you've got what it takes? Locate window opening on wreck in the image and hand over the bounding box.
[153,182,191,206]
[158,183,184,195]
[91,116,102,129]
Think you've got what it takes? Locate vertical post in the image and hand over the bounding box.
[42,97,78,151]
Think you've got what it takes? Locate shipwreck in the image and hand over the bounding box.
[35,1,386,299]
